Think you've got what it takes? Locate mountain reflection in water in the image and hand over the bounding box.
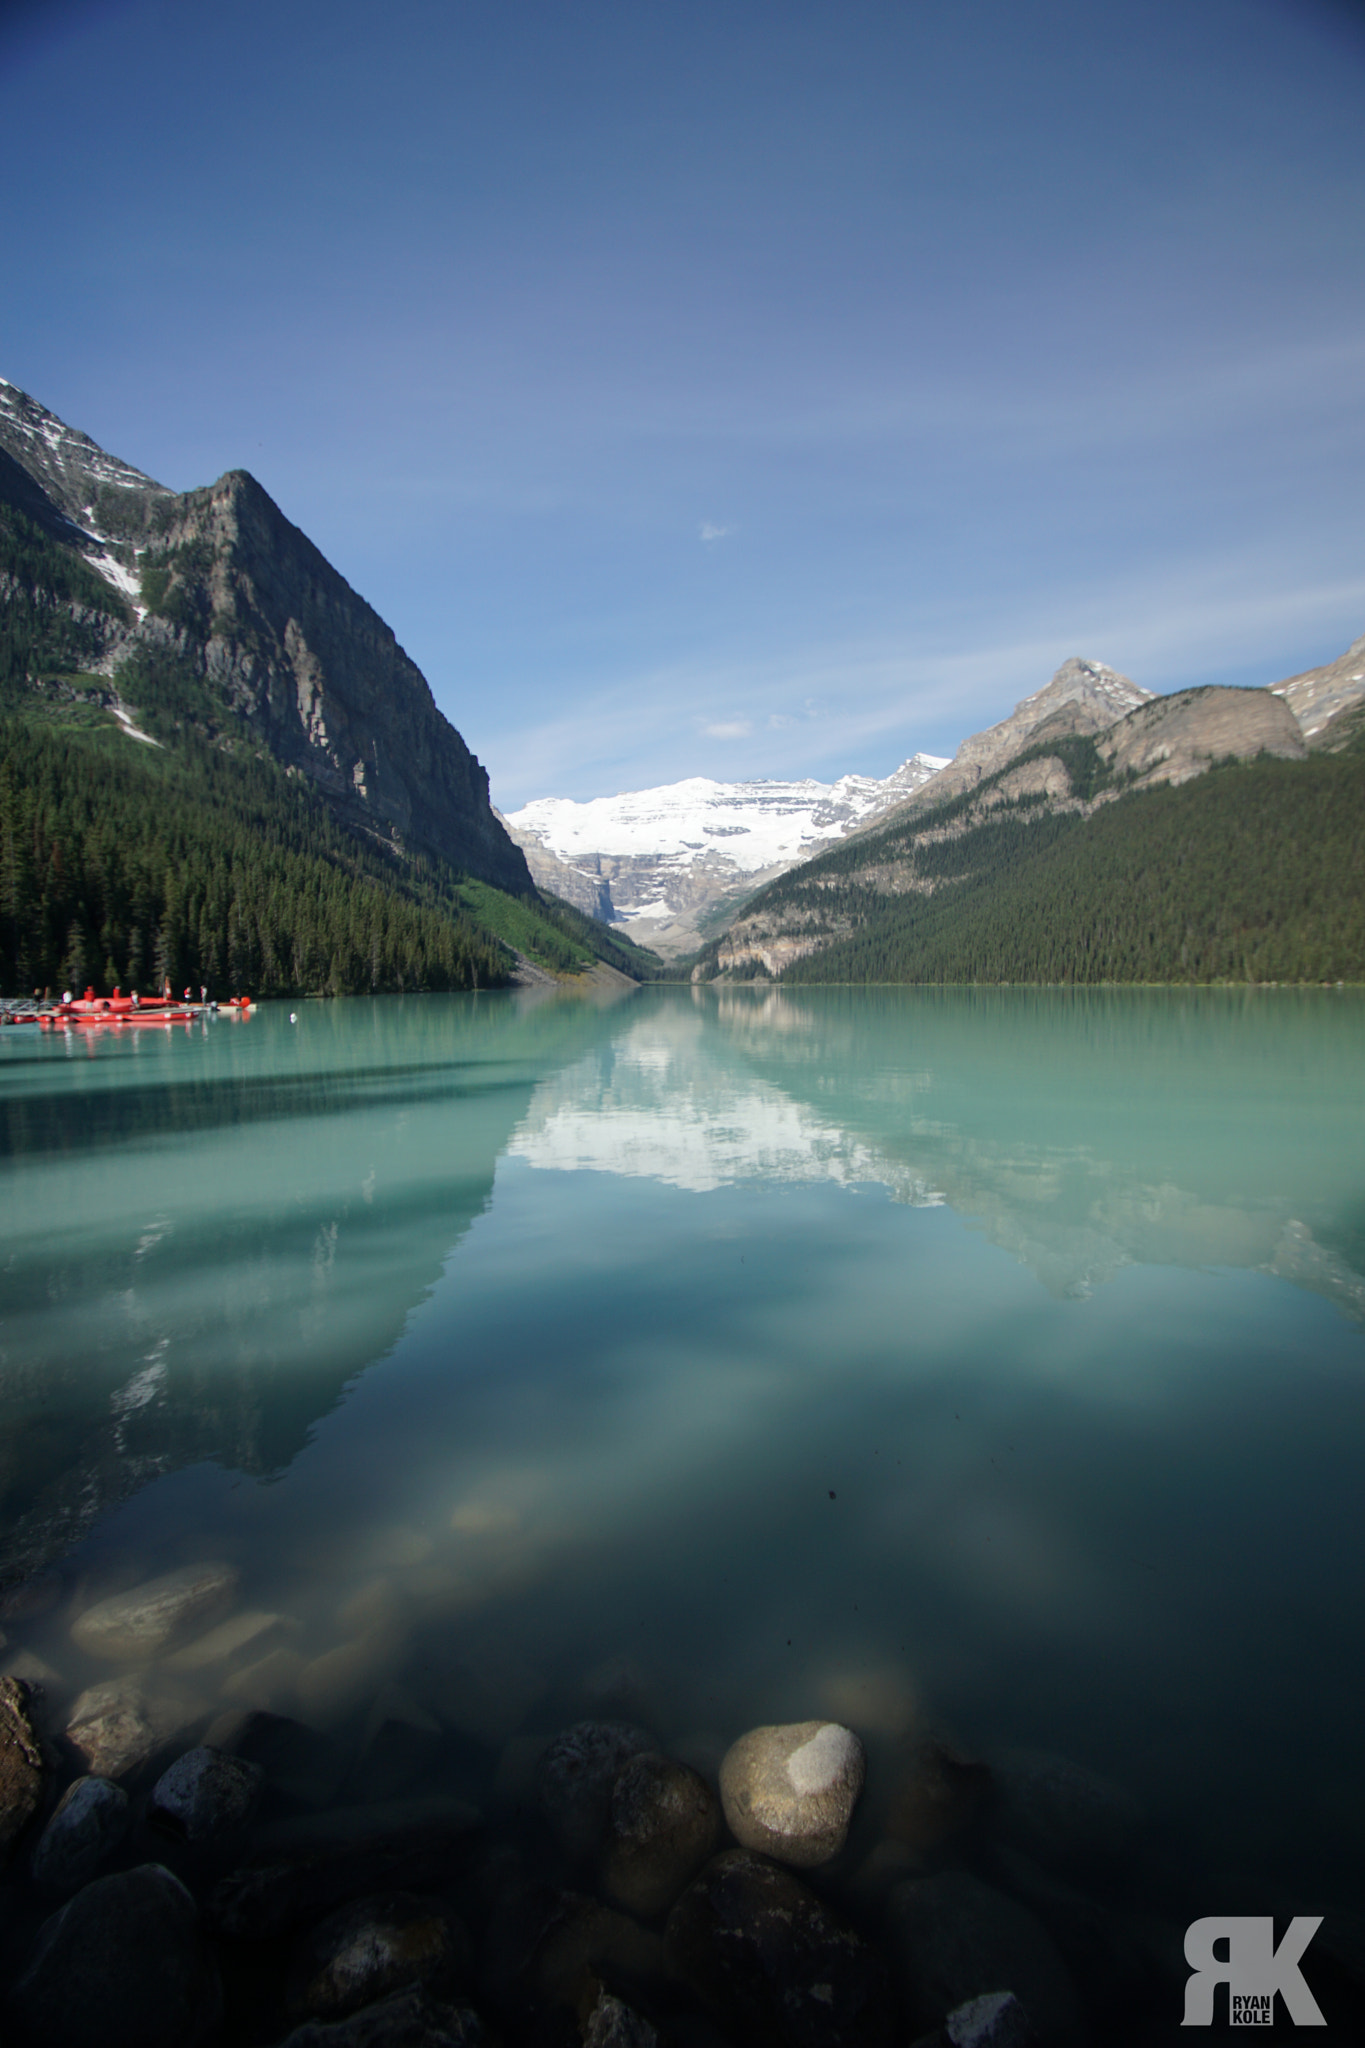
[1,984,1362,1922]
[513,985,1365,1320]
[0,993,628,1579]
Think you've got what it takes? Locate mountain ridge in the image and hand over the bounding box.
[0,377,531,897]
[699,650,1365,983]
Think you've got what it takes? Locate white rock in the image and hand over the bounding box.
[719,1719,865,1868]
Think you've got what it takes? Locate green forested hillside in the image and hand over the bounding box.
[0,715,515,996]
[0,711,675,997]
[1,496,665,996]
[0,499,132,686]
[696,736,1365,986]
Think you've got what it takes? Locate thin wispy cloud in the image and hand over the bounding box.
[482,553,1365,808]
[699,522,733,543]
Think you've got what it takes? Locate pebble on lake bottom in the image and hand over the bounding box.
[9,1862,222,2048]
[537,1720,656,1862]
[581,1985,661,2047]
[30,1776,129,1894]
[165,1609,293,1673]
[65,1680,205,1783]
[296,1626,409,1728]
[69,1563,241,1664]
[276,1986,491,2046]
[886,1868,1085,2046]
[285,1890,471,2022]
[0,1677,47,1863]
[601,1751,720,1918]
[885,1737,993,1855]
[665,1847,894,2048]
[147,1745,265,1845]
[221,1644,308,1714]
[719,1718,866,1868]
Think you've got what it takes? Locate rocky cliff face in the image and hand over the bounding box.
[708,643,1357,979]
[875,658,1152,824]
[129,470,530,888]
[495,811,615,920]
[0,379,531,896]
[1271,631,1365,741]
[1099,685,1305,785]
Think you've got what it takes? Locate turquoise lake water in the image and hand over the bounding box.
[1,984,1363,1920]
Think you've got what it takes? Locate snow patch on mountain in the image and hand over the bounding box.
[0,377,164,503]
[503,754,950,949]
[510,754,946,880]
[85,548,145,613]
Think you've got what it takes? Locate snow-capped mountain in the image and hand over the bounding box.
[503,753,949,949]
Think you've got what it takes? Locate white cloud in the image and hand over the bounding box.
[699,521,733,543]
[703,719,753,739]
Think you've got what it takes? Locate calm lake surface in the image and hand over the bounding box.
[2,984,1363,1919]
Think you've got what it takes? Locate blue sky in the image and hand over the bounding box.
[3,0,1364,807]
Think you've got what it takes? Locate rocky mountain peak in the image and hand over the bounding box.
[895,655,1151,815]
[0,377,168,534]
[1,381,532,898]
[1020,656,1148,719]
[1270,630,1365,740]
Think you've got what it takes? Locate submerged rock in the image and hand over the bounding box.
[285,1891,471,2022]
[7,1861,222,2048]
[582,1986,661,2046]
[69,1563,239,1663]
[277,1986,491,2046]
[0,1570,64,1624]
[886,1869,1084,2046]
[3,1649,65,1689]
[64,1679,202,1781]
[222,1643,308,1712]
[942,1991,1039,2046]
[342,1707,445,1805]
[537,1720,654,1861]
[719,1719,865,1868]
[165,1608,292,1672]
[602,1751,719,1917]
[31,1776,129,1893]
[208,1796,482,1940]
[513,1888,666,2016]
[991,1749,1142,1884]
[147,1744,264,1845]
[203,1707,346,1812]
[665,1848,893,2048]
[0,1676,48,1862]
[886,1738,992,1855]
[296,1624,407,1727]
